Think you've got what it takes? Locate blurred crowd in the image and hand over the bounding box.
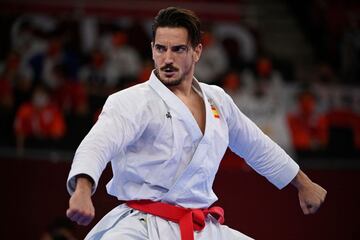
[289,0,360,85]
[0,5,359,160]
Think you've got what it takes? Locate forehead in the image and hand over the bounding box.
[154,27,189,45]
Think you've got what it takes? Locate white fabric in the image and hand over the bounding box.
[87,204,253,240]
[67,71,299,239]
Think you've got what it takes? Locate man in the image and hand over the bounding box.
[66,7,327,240]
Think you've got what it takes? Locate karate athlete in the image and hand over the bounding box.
[66,7,327,240]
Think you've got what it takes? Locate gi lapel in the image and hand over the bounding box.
[148,71,203,141]
[149,75,218,203]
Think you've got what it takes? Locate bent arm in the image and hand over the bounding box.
[66,94,147,224]
[224,92,299,189]
[221,90,327,214]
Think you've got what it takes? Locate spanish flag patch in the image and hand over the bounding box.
[211,104,220,119]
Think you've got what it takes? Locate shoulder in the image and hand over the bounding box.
[102,82,165,121]
[110,82,153,99]
[200,82,240,122]
[200,82,225,95]
[199,82,231,104]
[107,82,159,108]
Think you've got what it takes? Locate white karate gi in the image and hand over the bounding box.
[67,71,299,239]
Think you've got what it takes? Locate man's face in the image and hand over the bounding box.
[152,27,202,86]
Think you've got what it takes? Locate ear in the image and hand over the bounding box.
[151,42,155,60]
[193,43,202,63]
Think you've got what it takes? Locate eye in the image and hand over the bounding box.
[154,45,166,53]
[172,45,188,53]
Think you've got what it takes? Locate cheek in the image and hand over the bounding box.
[183,56,194,68]
[152,50,162,62]
[152,55,162,67]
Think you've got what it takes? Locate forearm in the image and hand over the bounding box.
[75,174,94,195]
[67,174,96,225]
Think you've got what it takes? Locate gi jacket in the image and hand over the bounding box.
[67,71,299,209]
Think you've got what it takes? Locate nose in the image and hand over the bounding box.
[164,49,174,65]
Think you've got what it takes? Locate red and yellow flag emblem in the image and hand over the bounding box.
[211,104,220,118]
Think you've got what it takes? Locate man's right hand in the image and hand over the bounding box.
[66,176,95,226]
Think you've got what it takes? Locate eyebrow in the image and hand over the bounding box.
[154,43,188,49]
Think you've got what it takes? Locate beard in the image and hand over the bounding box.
[160,76,183,87]
[155,64,183,87]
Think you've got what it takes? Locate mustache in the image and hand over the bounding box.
[160,64,178,72]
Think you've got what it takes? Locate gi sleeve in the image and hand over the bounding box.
[67,93,147,195]
[223,91,299,189]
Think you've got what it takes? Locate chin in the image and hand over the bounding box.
[161,77,182,87]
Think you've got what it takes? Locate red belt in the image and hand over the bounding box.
[127,200,224,240]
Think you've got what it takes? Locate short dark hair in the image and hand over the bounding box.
[152,7,202,48]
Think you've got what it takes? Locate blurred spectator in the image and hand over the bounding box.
[0,10,358,161]
[79,17,98,54]
[255,56,285,98]
[79,49,107,94]
[101,29,142,88]
[42,38,66,90]
[287,91,328,156]
[289,0,360,85]
[222,71,242,96]
[0,51,33,109]
[221,70,246,109]
[136,59,153,84]
[79,49,108,112]
[213,23,257,71]
[14,85,66,153]
[326,89,360,158]
[0,51,33,147]
[340,14,360,85]
[11,16,48,68]
[51,63,88,115]
[62,88,92,150]
[127,20,152,60]
[195,30,228,84]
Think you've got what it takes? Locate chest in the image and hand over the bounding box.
[180,93,206,134]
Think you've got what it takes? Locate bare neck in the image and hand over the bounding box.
[169,78,194,98]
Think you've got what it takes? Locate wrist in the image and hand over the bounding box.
[291,170,312,191]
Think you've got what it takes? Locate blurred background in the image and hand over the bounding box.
[0,0,359,239]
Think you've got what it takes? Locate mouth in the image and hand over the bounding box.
[161,66,178,77]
